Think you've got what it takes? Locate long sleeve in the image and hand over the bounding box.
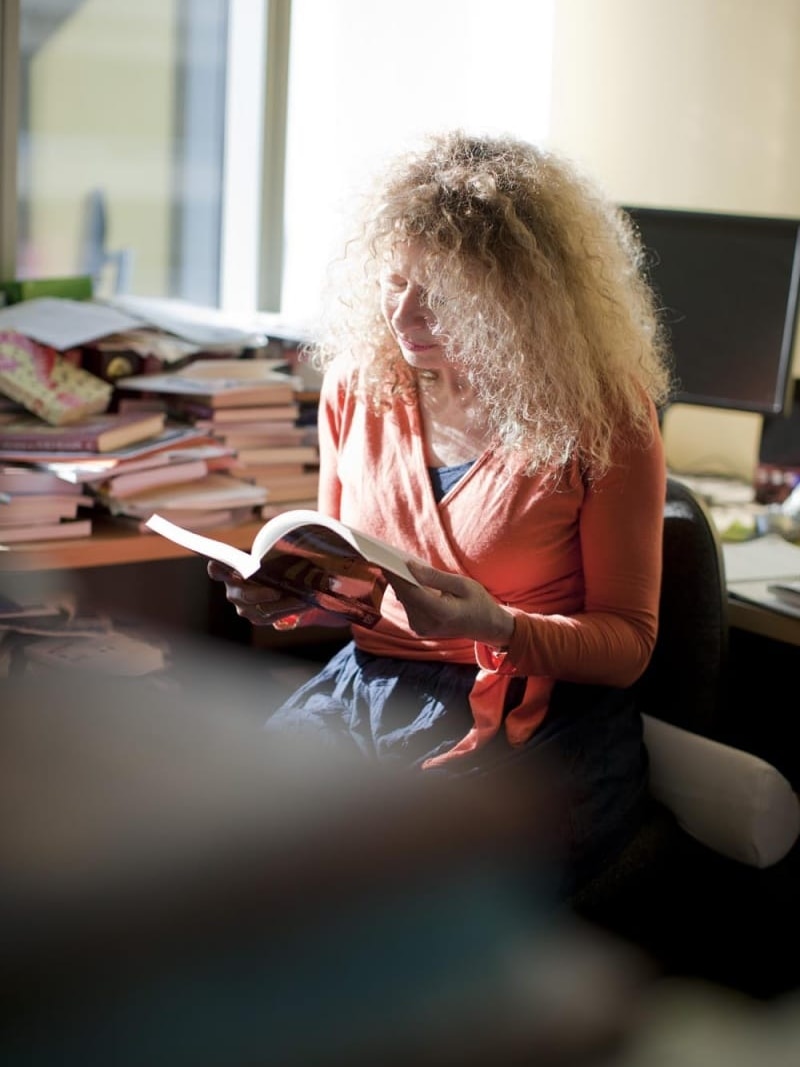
[315,357,666,762]
[502,406,665,689]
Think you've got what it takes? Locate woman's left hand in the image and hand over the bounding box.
[387,561,514,648]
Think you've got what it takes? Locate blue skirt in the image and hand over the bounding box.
[266,641,649,893]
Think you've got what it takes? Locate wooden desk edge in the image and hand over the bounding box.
[5,524,800,650]
[0,520,266,572]
[728,597,800,647]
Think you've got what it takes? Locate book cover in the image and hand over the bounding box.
[104,472,268,518]
[99,457,211,499]
[234,444,319,466]
[145,509,423,628]
[174,403,300,424]
[118,505,254,534]
[255,473,320,504]
[0,330,113,424]
[0,275,93,305]
[0,465,85,495]
[259,500,318,521]
[23,426,214,472]
[194,405,301,426]
[0,517,93,543]
[0,492,92,524]
[232,462,308,482]
[228,444,318,465]
[766,580,800,610]
[0,410,166,454]
[116,363,296,409]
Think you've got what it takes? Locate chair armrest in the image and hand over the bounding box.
[642,714,800,868]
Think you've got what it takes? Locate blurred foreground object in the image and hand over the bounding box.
[0,642,650,1067]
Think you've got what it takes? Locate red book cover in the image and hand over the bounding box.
[0,331,113,425]
[0,410,166,454]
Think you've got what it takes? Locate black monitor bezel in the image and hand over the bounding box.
[622,204,800,418]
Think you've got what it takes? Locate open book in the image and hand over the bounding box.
[145,509,422,628]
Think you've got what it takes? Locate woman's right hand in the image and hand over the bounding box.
[207,560,308,627]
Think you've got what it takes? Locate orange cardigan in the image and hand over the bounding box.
[316,358,666,767]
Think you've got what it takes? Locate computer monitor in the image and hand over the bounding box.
[622,205,800,417]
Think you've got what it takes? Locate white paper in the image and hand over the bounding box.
[728,579,800,620]
[0,297,145,349]
[722,534,800,583]
[104,295,267,347]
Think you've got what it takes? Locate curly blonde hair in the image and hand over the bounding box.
[307,130,673,479]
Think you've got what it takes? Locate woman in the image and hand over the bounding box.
[210,131,672,891]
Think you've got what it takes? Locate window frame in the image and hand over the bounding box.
[0,0,21,280]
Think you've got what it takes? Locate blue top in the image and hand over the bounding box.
[428,460,475,503]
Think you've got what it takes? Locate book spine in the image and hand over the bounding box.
[0,432,103,452]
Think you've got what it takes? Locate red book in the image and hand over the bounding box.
[0,517,93,544]
[0,465,86,495]
[0,411,167,454]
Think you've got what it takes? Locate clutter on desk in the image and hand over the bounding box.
[0,294,270,352]
[0,291,321,546]
[767,579,800,611]
[0,409,166,453]
[0,593,168,678]
[114,358,320,511]
[724,532,800,620]
[98,471,269,532]
[0,329,112,424]
[755,460,800,506]
[0,451,96,544]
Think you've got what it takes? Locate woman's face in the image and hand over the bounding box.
[379,242,445,372]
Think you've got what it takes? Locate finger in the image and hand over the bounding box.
[404,560,466,596]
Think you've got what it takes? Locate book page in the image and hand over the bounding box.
[145,510,421,626]
[252,509,423,585]
[144,513,261,576]
[0,297,143,348]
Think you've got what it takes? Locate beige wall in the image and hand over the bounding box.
[549,0,800,480]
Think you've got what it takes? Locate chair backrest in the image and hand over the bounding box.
[633,476,729,737]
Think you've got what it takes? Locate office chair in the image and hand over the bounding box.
[571,477,800,996]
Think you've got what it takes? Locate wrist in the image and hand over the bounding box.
[486,610,515,652]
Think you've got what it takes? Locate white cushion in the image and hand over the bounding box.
[642,714,800,868]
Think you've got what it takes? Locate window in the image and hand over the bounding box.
[280,0,555,322]
[6,0,555,325]
[11,0,228,305]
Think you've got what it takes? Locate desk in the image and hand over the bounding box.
[0,517,268,645]
[6,518,800,637]
[0,516,265,573]
[728,597,800,647]
[0,517,347,655]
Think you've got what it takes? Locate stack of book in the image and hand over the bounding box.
[28,427,264,533]
[116,360,320,515]
[0,465,94,544]
[0,409,176,544]
[96,469,269,532]
[0,405,274,536]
